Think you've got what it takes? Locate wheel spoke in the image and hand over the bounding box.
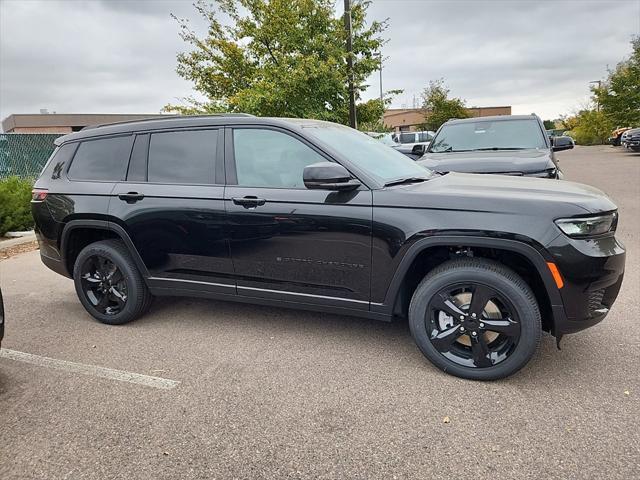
[95,292,110,311]
[470,334,493,367]
[481,318,520,337]
[469,285,493,317]
[431,293,466,319]
[108,268,124,285]
[109,287,127,309]
[430,324,464,352]
[97,257,110,277]
[81,273,101,284]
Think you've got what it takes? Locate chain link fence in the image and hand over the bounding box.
[0,133,61,180]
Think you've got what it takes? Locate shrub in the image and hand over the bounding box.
[0,176,34,236]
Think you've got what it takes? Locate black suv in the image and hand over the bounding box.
[418,115,572,178]
[32,116,625,380]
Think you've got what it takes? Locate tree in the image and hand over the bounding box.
[164,0,390,125]
[419,79,471,131]
[563,109,613,145]
[592,36,640,128]
[543,119,555,130]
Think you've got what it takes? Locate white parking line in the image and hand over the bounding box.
[0,348,180,390]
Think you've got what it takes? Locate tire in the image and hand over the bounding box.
[408,258,541,380]
[73,239,153,325]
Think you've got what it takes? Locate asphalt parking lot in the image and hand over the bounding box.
[1,145,638,480]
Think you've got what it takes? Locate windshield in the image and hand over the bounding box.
[305,124,432,184]
[429,119,547,153]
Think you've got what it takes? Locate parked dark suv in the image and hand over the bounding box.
[418,115,572,178]
[32,115,625,380]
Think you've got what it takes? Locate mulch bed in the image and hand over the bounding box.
[0,241,40,260]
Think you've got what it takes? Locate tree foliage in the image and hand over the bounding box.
[543,119,555,130]
[0,176,33,236]
[592,36,640,128]
[563,110,613,145]
[165,0,390,125]
[419,79,471,131]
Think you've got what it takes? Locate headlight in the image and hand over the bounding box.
[555,212,617,238]
[529,168,558,178]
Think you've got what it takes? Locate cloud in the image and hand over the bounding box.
[0,0,638,123]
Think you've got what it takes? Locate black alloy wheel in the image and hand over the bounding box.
[409,258,541,380]
[73,240,152,325]
[80,255,128,316]
[427,284,521,368]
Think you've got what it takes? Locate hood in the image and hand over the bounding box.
[377,172,616,216]
[418,148,554,175]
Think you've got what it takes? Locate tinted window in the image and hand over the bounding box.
[429,119,547,153]
[148,130,217,184]
[40,143,77,180]
[233,129,326,188]
[68,136,132,181]
[127,134,149,182]
[399,133,416,144]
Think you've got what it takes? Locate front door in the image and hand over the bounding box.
[224,127,372,311]
[109,128,234,295]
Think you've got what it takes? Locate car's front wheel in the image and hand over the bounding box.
[409,258,541,380]
[73,239,152,325]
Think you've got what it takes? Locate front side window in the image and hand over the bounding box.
[233,129,326,188]
[68,136,132,181]
[148,130,218,184]
[429,119,547,153]
[418,132,434,142]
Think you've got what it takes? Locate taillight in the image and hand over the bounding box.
[32,188,48,201]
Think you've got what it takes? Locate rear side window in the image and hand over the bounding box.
[399,133,416,144]
[40,143,77,180]
[68,136,132,181]
[148,130,217,184]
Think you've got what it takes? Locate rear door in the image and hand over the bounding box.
[109,127,234,295]
[224,126,373,311]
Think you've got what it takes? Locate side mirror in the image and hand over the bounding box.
[303,162,361,191]
[552,136,574,152]
[411,144,427,156]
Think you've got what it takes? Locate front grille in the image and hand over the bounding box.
[588,288,606,316]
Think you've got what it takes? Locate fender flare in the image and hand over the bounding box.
[378,235,563,313]
[60,219,150,278]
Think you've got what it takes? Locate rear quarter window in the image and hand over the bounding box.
[39,143,77,180]
[67,135,133,181]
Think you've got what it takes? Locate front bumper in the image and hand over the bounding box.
[545,233,625,335]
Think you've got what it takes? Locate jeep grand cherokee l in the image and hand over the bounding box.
[31,115,625,380]
[418,115,570,178]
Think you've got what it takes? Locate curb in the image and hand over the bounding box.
[0,233,37,251]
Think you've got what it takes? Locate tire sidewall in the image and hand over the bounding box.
[409,264,540,380]
[73,242,140,325]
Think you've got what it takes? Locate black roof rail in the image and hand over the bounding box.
[82,113,256,131]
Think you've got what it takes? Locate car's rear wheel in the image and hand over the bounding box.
[73,239,152,325]
[409,258,541,380]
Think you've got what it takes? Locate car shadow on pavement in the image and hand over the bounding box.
[142,295,599,386]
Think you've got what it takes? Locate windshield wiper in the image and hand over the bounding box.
[470,147,529,151]
[384,177,429,187]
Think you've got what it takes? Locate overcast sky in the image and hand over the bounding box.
[1,0,639,123]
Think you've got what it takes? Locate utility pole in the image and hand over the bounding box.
[589,80,602,112]
[378,51,384,127]
[344,0,357,129]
